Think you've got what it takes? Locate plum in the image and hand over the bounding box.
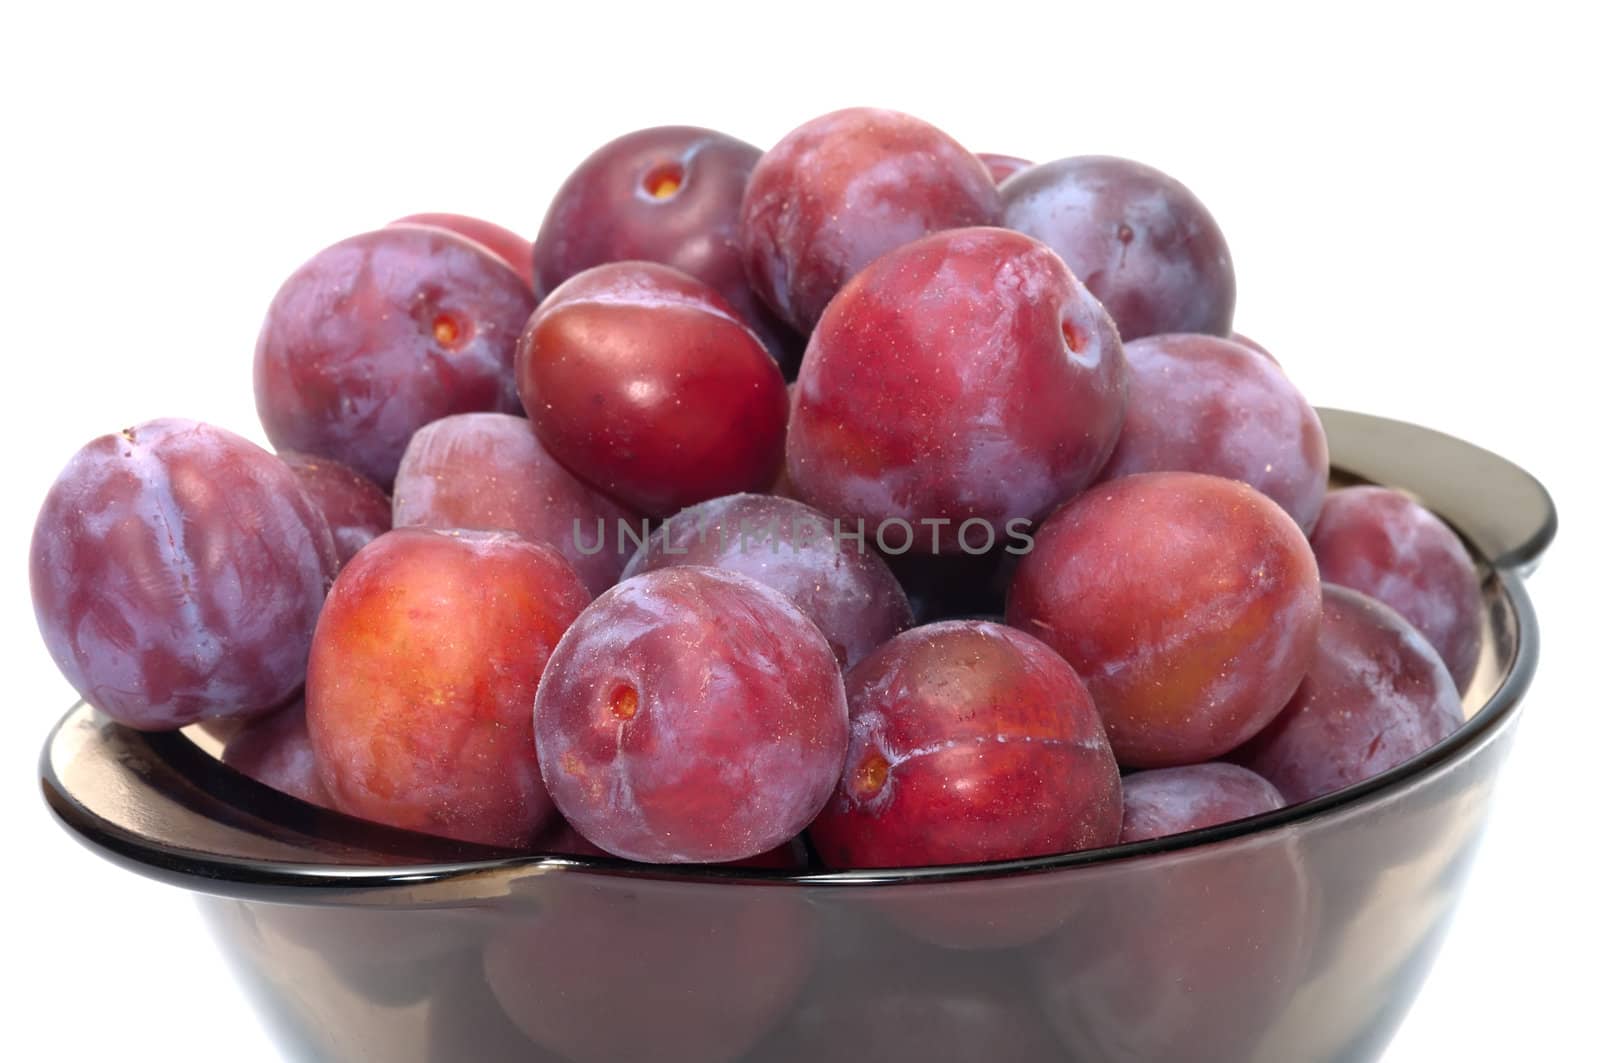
[532,125,800,368]
[535,566,848,863]
[535,816,809,870]
[977,152,1033,184]
[786,226,1127,552]
[254,226,534,486]
[1310,486,1484,690]
[1233,583,1465,803]
[1228,330,1280,364]
[221,697,331,808]
[390,212,535,290]
[278,450,391,567]
[30,418,338,730]
[1001,155,1234,340]
[1008,472,1322,768]
[808,620,1122,868]
[392,412,641,595]
[517,262,788,516]
[1097,332,1328,530]
[739,107,999,332]
[306,528,589,847]
[621,493,913,666]
[1119,762,1286,842]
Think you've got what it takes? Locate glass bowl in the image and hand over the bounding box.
[40,408,1555,1063]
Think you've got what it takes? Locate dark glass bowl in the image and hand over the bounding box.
[40,409,1555,1063]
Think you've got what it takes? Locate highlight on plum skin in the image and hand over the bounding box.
[978,152,1033,184]
[534,566,848,864]
[1001,155,1236,341]
[516,261,789,517]
[254,225,535,487]
[620,492,914,666]
[1007,472,1323,769]
[221,698,331,809]
[1097,332,1329,531]
[1233,583,1466,804]
[392,412,641,596]
[786,226,1127,553]
[306,527,590,848]
[278,450,391,568]
[389,213,535,290]
[531,125,800,369]
[1119,763,1286,842]
[739,107,1001,333]
[807,620,1123,869]
[1310,485,1485,691]
[30,418,339,732]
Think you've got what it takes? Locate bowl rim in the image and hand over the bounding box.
[42,408,1557,898]
[39,548,1540,898]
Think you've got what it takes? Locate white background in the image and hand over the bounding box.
[2,2,1594,1059]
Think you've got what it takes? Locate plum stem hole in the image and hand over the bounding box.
[855,753,890,797]
[1061,317,1087,355]
[608,684,639,721]
[641,162,685,200]
[432,313,465,349]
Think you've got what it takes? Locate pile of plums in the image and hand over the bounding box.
[31,108,1483,868]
